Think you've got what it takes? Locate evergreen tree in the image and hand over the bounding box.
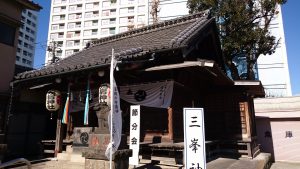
[187,0,287,80]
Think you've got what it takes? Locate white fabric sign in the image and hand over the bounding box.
[119,81,174,109]
[105,54,122,160]
[183,108,206,169]
[129,105,141,166]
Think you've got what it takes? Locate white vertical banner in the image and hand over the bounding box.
[106,49,122,169]
[183,108,206,169]
[129,105,141,166]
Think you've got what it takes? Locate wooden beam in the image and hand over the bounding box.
[54,108,63,157]
[168,107,173,141]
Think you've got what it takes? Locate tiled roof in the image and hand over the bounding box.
[16,0,42,10]
[15,11,213,81]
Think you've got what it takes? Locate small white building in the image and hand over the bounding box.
[255,96,300,162]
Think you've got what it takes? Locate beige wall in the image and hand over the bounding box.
[257,118,300,162]
[0,1,22,92]
[255,96,300,162]
[271,120,300,162]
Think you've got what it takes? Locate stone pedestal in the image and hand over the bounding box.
[84,149,132,169]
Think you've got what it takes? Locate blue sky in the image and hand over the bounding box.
[33,0,300,95]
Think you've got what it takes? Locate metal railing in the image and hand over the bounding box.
[0,158,31,169]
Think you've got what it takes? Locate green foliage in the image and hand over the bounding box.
[187,0,287,80]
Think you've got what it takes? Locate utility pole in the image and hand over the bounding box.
[47,40,60,64]
[150,0,160,24]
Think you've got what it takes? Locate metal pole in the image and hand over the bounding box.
[109,48,114,169]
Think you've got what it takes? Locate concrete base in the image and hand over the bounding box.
[85,158,130,169]
[57,145,85,163]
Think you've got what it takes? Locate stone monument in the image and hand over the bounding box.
[82,84,132,169]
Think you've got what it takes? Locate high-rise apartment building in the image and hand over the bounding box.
[16,9,39,68]
[46,0,291,96]
[46,0,189,63]
[256,6,292,97]
[46,0,150,63]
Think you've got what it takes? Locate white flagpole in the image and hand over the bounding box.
[109,48,114,169]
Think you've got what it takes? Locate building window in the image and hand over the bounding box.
[19,31,23,37]
[25,35,29,40]
[65,50,74,57]
[53,7,61,13]
[85,12,93,18]
[110,9,116,16]
[50,33,59,39]
[68,14,76,20]
[53,15,65,21]
[23,50,28,56]
[102,1,110,8]
[26,27,30,33]
[92,20,98,26]
[138,6,145,13]
[109,27,115,34]
[22,58,26,63]
[0,22,16,46]
[16,56,20,61]
[101,28,109,35]
[128,0,135,4]
[128,7,134,13]
[120,0,127,5]
[286,131,293,138]
[119,17,127,24]
[128,16,134,23]
[101,19,109,26]
[119,26,127,33]
[69,5,76,11]
[18,40,22,45]
[26,19,32,25]
[84,30,92,36]
[137,15,145,23]
[109,18,116,24]
[85,3,93,9]
[54,0,62,4]
[68,22,76,29]
[32,15,37,21]
[102,10,109,16]
[120,8,127,15]
[27,11,32,17]
[66,40,74,47]
[84,21,92,27]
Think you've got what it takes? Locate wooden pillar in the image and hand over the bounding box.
[168,107,173,141]
[239,102,251,139]
[54,108,63,157]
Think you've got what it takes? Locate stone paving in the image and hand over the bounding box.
[270,161,300,169]
[9,154,271,169]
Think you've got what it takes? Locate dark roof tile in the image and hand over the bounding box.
[16,11,212,81]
